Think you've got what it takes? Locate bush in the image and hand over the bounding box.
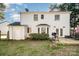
[75,33,79,40]
[29,33,49,40]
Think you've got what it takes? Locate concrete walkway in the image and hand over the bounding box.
[58,38,79,44]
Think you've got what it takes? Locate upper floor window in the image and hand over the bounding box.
[55,15,60,20]
[34,14,38,21]
[41,14,44,19]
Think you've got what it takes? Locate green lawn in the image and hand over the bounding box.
[0,40,79,56]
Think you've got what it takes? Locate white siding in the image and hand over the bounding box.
[0,22,9,34]
[20,12,70,37]
[9,26,27,40]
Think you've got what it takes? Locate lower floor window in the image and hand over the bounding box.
[38,28,40,33]
[56,28,63,36]
[27,27,29,33]
[27,27,31,33]
[41,27,46,34]
[47,27,49,34]
[60,28,63,36]
[56,28,59,35]
[38,27,49,34]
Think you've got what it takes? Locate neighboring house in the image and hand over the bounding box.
[0,20,10,38]
[8,11,71,40]
[0,21,9,34]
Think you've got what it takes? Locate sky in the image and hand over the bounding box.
[3,3,50,23]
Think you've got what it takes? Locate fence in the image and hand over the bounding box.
[0,31,9,40]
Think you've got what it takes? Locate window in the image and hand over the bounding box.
[0,30,1,36]
[55,15,60,20]
[27,27,31,33]
[34,14,38,21]
[63,26,65,28]
[27,27,29,33]
[38,28,40,33]
[41,27,46,34]
[56,29,59,35]
[60,28,63,36]
[54,26,56,28]
[47,27,49,34]
[41,14,44,19]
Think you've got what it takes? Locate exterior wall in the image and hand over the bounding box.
[9,26,27,40]
[20,12,70,37]
[0,22,9,34]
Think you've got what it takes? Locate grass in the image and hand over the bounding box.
[0,40,79,56]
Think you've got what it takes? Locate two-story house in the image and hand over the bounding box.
[8,11,71,40]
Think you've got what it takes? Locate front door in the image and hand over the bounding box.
[56,28,59,36]
[60,28,63,37]
[56,28,63,37]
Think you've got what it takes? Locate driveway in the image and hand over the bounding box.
[58,38,79,44]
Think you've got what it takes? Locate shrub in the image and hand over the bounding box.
[75,33,79,40]
[29,33,49,40]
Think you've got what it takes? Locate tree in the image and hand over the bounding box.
[49,4,60,11]
[0,3,6,20]
[59,3,79,27]
[51,3,79,38]
[0,13,4,19]
[49,3,79,27]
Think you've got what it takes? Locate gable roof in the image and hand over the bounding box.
[20,11,71,14]
[9,22,21,26]
[0,20,9,24]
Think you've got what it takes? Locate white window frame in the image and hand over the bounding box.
[55,15,60,21]
[34,14,38,21]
